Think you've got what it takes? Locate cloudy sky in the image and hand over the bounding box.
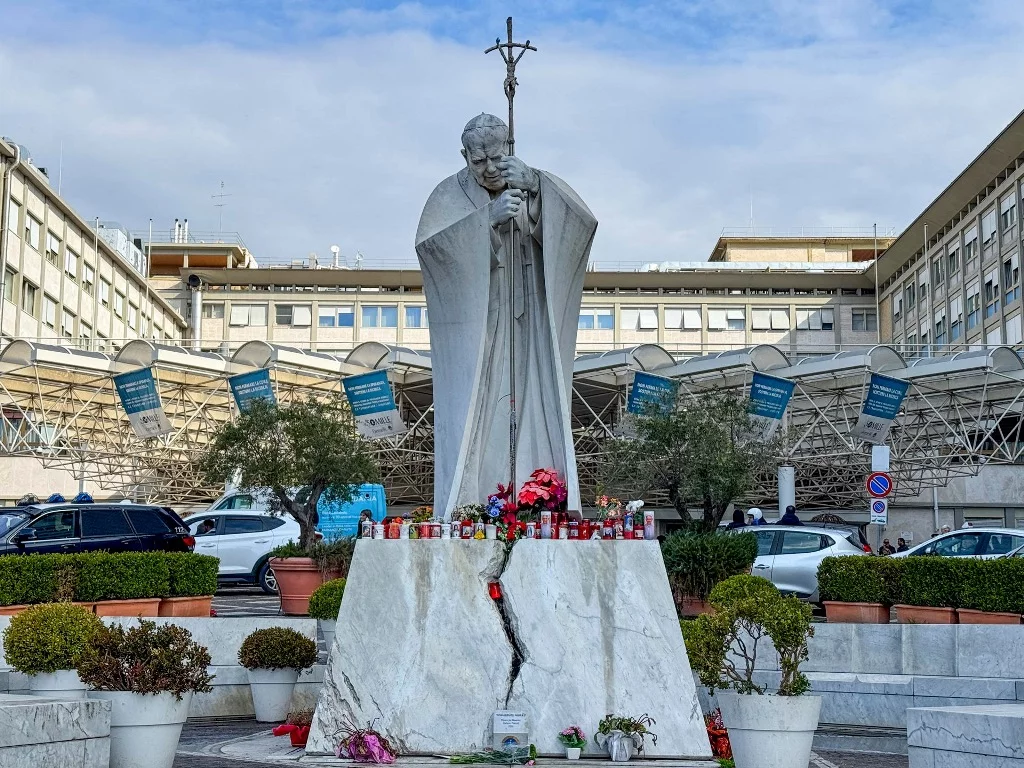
[2,0,1022,267]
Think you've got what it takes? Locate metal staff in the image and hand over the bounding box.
[486,17,535,495]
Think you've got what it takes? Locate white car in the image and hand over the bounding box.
[738,525,868,602]
[891,528,1024,559]
[183,509,303,593]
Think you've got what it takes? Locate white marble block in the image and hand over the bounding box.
[909,704,1024,767]
[0,693,110,767]
[308,539,711,758]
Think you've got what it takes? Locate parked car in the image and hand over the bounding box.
[891,528,1024,559]
[729,524,868,602]
[0,502,194,555]
[182,510,307,594]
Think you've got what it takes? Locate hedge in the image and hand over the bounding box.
[817,555,1024,614]
[0,552,219,606]
[661,530,759,602]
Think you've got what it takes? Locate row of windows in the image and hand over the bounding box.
[893,253,1021,325]
[203,303,430,329]
[895,313,1023,354]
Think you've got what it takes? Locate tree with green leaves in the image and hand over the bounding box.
[602,390,780,531]
[200,397,380,550]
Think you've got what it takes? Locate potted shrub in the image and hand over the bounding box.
[201,398,379,615]
[682,574,819,768]
[894,557,963,624]
[818,556,900,623]
[273,708,314,748]
[309,578,346,648]
[159,554,219,617]
[595,714,657,762]
[3,602,102,698]
[78,552,169,616]
[77,620,213,768]
[558,725,586,760]
[957,558,1024,624]
[661,530,758,616]
[239,626,318,722]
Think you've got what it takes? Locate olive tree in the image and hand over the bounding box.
[200,397,380,550]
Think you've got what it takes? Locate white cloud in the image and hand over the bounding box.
[1,2,1023,267]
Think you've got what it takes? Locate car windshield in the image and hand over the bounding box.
[0,512,28,537]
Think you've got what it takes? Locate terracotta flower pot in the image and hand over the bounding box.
[894,604,958,624]
[678,595,715,618]
[270,557,341,616]
[0,604,29,616]
[158,596,214,617]
[95,598,161,617]
[823,601,891,624]
[956,608,1022,625]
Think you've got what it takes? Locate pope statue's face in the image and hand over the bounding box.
[462,135,507,193]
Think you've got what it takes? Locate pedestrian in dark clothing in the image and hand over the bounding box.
[896,537,909,552]
[749,508,767,526]
[726,509,746,529]
[879,539,896,556]
[778,505,803,526]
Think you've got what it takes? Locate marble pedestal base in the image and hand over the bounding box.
[0,693,110,767]
[308,540,710,759]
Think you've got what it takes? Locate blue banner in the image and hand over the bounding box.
[342,370,406,439]
[113,367,172,438]
[852,373,910,444]
[747,372,795,439]
[627,371,678,415]
[228,369,276,412]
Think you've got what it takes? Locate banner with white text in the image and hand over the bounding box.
[228,369,276,412]
[342,370,406,439]
[626,371,678,415]
[747,372,796,440]
[851,373,910,445]
[113,367,173,438]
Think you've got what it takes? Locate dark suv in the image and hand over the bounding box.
[0,503,195,555]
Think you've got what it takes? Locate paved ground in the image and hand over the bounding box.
[212,586,282,617]
[173,721,910,768]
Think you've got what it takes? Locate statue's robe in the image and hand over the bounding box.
[415,167,598,515]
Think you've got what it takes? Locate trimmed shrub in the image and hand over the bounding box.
[308,578,346,620]
[239,627,318,671]
[76,552,170,602]
[817,556,903,605]
[898,556,969,608]
[77,620,213,699]
[661,531,758,602]
[165,553,219,597]
[0,555,63,606]
[3,603,103,674]
[959,558,1024,614]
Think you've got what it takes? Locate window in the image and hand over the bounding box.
[577,307,614,330]
[127,304,137,330]
[780,531,825,555]
[708,309,745,331]
[126,508,174,535]
[934,310,947,347]
[982,207,998,248]
[2,267,14,304]
[24,215,41,252]
[47,231,62,265]
[932,257,944,287]
[920,329,930,357]
[951,295,963,340]
[224,517,265,535]
[664,306,701,330]
[229,304,268,327]
[29,510,77,541]
[80,321,92,348]
[852,308,878,332]
[275,304,312,327]
[796,308,835,330]
[966,282,981,330]
[891,293,903,320]
[751,308,790,331]
[984,270,1000,318]
[82,264,95,296]
[947,243,960,275]
[318,305,355,328]
[1000,194,1018,232]
[905,282,916,311]
[726,309,745,331]
[361,305,399,328]
[983,533,1024,556]
[1007,314,1022,345]
[964,226,979,263]
[405,306,429,328]
[42,295,57,329]
[906,332,917,356]
[931,532,983,557]
[61,308,75,339]
[754,530,776,556]
[215,494,254,510]
[619,307,658,330]
[1003,253,1020,304]
[113,291,125,318]
[81,508,133,538]
[918,268,929,304]
[6,198,20,233]
[99,279,111,307]
[20,281,37,316]
[202,302,225,319]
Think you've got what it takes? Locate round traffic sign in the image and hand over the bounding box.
[871,499,887,515]
[867,471,893,498]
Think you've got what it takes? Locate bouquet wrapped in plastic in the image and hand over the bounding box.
[333,716,398,764]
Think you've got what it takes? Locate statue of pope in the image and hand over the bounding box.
[415,114,598,516]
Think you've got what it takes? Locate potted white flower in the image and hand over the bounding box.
[682,574,819,768]
[595,714,656,762]
[77,620,213,768]
[239,627,318,722]
[3,602,102,698]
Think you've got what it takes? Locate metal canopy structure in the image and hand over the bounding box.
[2,339,1023,509]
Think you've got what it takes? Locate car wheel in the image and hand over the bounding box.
[258,561,279,595]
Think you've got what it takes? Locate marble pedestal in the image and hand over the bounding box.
[0,693,110,767]
[308,539,710,758]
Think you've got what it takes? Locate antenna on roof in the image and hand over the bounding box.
[212,181,231,238]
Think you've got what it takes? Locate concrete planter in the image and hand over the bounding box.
[247,667,300,722]
[29,669,87,699]
[320,619,337,650]
[894,605,958,624]
[956,608,1022,624]
[823,601,891,624]
[88,690,192,768]
[157,596,213,617]
[718,692,821,768]
[270,558,340,615]
[95,598,161,617]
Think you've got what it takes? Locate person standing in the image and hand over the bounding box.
[749,508,767,526]
[726,509,746,529]
[778,505,803,526]
[879,539,896,556]
[896,537,909,552]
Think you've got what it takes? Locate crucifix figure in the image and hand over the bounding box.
[414,18,598,517]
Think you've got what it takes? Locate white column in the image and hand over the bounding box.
[778,465,795,518]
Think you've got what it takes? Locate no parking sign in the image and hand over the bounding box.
[870,498,888,525]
